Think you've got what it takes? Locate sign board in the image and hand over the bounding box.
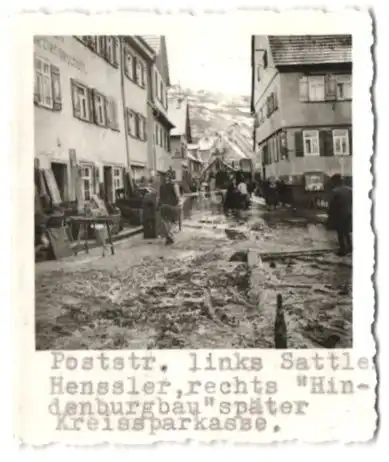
[304,172,324,191]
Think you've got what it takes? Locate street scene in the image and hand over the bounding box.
[34,34,352,350]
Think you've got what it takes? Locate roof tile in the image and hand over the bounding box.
[269,35,352,66]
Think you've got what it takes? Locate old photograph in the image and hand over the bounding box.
[34,34,353,351]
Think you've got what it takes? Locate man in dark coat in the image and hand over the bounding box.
[327,174,352,256]
[158,172,180,245]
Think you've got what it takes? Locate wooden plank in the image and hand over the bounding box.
[46,226,73,260]
[43,169,62,204]
[260,248,337,261]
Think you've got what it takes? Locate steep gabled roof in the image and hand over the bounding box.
[140,35,170,86]
[268,35,352,66]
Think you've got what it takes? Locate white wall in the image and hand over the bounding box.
[122,42,149,168]
[34,36,126,170]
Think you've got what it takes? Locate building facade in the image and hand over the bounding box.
[141,36,175,178]
[250,35,352,191]
[168,95,192,182]
[34,35,172,204]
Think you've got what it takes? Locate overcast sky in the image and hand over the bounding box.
[166,33,251,97]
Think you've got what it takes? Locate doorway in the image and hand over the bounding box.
[51,162,68,201]
[103,166,113,203]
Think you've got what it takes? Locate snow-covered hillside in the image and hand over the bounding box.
[169,86,254,145]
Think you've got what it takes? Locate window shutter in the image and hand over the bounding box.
[325,130,334,157]
[103,94,109,128]
[273,91,278,110]
[88,88,96,123]
[325,74,337,101]
[105,96,112,129]
[299,76,309,102]
[319,130,326,157]
[50,65,62,111]
[70,79,81,118]
[295,131,304,157]
[143,117,148,141]
[93,165,100,193]
[348,127,353,155]
[133,56,137,82]
[124,50,129,78]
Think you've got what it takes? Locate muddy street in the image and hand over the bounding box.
[35,206,352,350]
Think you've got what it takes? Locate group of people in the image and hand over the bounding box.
[223,171,255,217]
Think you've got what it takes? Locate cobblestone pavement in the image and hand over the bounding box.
[35,206,352,350]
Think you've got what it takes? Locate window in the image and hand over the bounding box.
[71,81,91,121]
[125,52,135,80]
[96,36,106,56]
[127,110,137,137]
[160,81,164,103]
[136,60,145,87]
[155,72,159,99]
[256,66,261,82]
[106,97,119,130]
[94,92,106,126]
[105,37,117,65]
[81,164,93,200]
[308,76,325,101]
[137,114,144,140]
[303,130,320,156]
[336,75,352,100]
[113,168,123,191]
[155,123,159,145]
[333,129,350,155]
[34,56,53,109]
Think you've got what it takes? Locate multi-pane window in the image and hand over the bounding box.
[333,129,350,155]
[72,82,90,121]
[300,74,352,102]
[126,52,135,80]
[77,36,118,67]
[34,56,53,109]
[94,93,106,126]
[336,75,352,100]
[113,168,122,190]
[303,130,320,156]
[136,60,146,87]
[308,76,325,101]
[71,80,118,130]
[105,37,116,64]
[128,110,137,137]
[81,165,93,201]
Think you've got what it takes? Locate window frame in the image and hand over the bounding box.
[72,81,91,122]
[332,129,350,156]
[80,163,94,201]
[94,92,106,126]
[112,167,123,191]
[34,56,53,109]
[127,109,137,137]
[307,76,325,102]
[303,130,320,156]
[336,75,352,101]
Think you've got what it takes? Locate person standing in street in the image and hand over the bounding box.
[327,174,352,256]
[158,171,180,245]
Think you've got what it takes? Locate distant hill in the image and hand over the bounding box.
[168,86,253,145]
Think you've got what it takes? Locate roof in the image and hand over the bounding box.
[187,152,202,163]
[203,157,237,174]
[141,35,161,53]
[198,137,216,151]
[140,35,170,86]
[168,98,188,137]
[268,35,352,66]
[187,143,199,150]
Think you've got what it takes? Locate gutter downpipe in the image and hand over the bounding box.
[119,36,135,195]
